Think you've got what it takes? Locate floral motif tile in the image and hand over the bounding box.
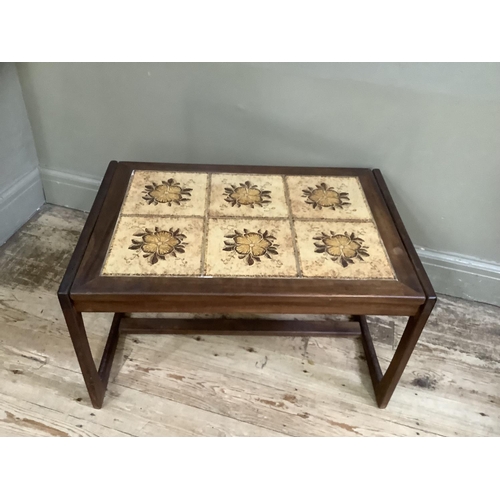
[286,176,372,220]
[120,170,209,216]
[102,170,398,280]
[204,218,297,277]
[209,173,289,218]
[101,216,205,276]
[294,220,395,279]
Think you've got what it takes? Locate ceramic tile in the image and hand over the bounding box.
[209,173,289,218]
[101,216,205,276]
[102,170,397,280]
[294,220,395,279]
[120,170,208,216]
[286,175,372,220]
[205,218,298,277]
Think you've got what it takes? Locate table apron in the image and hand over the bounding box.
[70,294,424,316]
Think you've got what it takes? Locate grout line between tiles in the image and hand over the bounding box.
[120,214,206,219]
[292,217,375,223]
[120,213,287,220]
[282,175,302,277]
[200,174,212,276]
[119,213,375,223]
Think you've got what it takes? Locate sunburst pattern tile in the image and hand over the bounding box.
[209,173,288,218]
[294,220,395,279]
[286,175,372,220]
[120,170,208,216]
[101,216,204,276]
[204,218,297,277]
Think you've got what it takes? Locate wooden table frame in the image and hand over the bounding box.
[58,162,436,409]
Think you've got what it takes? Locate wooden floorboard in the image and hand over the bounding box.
[0,204,499,436]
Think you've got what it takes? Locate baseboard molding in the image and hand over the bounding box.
[417,248,500,307]
[40,167,102,212]
[39,168,500,307]
[0,168,45,246]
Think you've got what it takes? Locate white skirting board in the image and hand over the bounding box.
[40,167,500,307]
[415,248,500,307]
[0,168,45,246]
[40,167,102,213]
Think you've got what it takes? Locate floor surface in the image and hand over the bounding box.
[0,204,499,436]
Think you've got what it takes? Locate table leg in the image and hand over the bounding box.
[58,293,106,408]
[373,297,436,408]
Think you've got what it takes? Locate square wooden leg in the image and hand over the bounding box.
[359,297,436,408]
[58,292,122,409]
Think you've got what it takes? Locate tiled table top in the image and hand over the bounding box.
[101,170,396,280]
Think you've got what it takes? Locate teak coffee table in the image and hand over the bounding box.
[58,162,436,409]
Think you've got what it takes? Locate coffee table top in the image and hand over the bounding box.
[101,169,394,280]
[67,162,430,315]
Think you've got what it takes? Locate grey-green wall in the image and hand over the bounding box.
[0,63,44,245]
[16,62,500,305]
